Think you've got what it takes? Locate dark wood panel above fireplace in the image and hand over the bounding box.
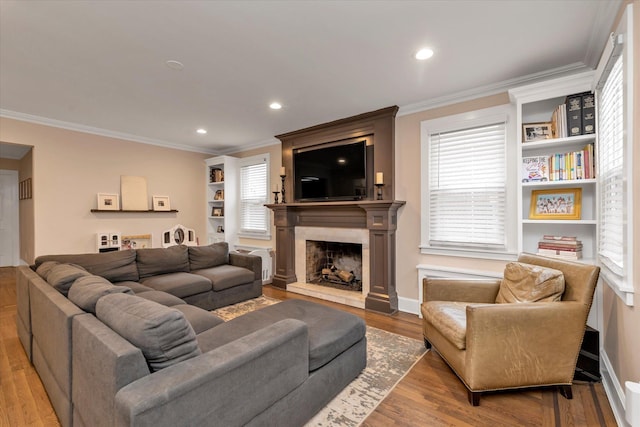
[277,106,398,202]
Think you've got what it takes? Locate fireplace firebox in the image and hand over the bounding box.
[306,240,362,291]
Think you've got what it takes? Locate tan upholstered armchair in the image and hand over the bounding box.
[421,253,600,406]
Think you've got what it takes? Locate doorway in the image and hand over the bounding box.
[0,170,19,266]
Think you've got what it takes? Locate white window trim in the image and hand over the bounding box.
[237,153,272,241]
[420,104,518,260]
[594,3,634,306]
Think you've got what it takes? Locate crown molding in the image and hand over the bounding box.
[397,63,591,117]
[582,0,623,68]
[220,137,281,156]
[0,109,218,155]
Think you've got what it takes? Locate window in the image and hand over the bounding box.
[420,105,515,259]
[595,3,634,305]
[238,154,271,239]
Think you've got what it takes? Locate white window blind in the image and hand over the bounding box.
[239,160,268,235]
[428,122,506,248]
[597,55,624,275]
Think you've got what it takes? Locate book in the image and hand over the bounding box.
[538,244,583,251]
[542,235,578,241]
[582,92,596,134]
[521,156,549,182]
[566,93,583,136]
[537,249,583,259]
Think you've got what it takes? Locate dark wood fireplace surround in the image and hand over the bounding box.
[267,106,405,314]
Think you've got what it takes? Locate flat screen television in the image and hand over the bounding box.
[294,140,368,201]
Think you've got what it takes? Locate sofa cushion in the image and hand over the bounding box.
[139,272,212,298]
[35,250,139,282]
[197,299,365,371]
[136,245,190,279]
[173,304,224,334]
[35,260,60,279]
[193,265,255,291]
[68,275,134,314]
[422,301,474,350]
[188,242,229,271]
[496,262,565,304]
[136,290,185,307]
[96,293,201,372]
[46,263,92,296]
[115,281,154,294]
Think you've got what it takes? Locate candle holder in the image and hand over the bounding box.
[280,174,286,204]
[272,191,280,204]
[375,183,384,200]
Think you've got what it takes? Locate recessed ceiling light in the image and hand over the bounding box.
[166,60,184,70]
[196,128,207,134]
[269,102,282,110]
[415,48,434,60]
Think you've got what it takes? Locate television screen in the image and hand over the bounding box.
[294,140,367,201]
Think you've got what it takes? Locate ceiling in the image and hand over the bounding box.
[0,0,621,156]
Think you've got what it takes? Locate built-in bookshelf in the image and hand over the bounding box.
[205,156,237,245]
[510,71,597,263]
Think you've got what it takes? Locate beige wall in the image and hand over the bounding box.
[0,117,210,263]
[601,0,640,397]
[19,149,34,262]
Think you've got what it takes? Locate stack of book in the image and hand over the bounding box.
[537,235,582,260]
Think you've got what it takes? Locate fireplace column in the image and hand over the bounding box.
[272,206,297,288]
[361,203,400,313]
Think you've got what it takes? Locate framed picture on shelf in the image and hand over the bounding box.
[523,122,553,142]
[214,189,224,200]
[97,193,120,211]
[152,195,171,211]
[529,188,581,220]
[212,207,223,217]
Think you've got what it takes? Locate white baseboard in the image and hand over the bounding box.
[601,348,630,426]
[398,296,420,316]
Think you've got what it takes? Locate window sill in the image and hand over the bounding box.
[238,232,272,241]
[599,268,634,306]
[419,245,518,261]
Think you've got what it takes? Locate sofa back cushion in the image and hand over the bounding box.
[43,263,92,296]
[188,242,229,271]
[35,250,139,282]
[68,275,134,314]
[496,262,565,303]
[136,245,190,279]
[96,293,201,372]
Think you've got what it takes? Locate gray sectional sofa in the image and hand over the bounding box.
[16,243,367,427]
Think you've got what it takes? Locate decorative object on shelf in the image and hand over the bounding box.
[121,234,152,250]
[272,190,279,204]
[375,172,384,200]
[152,195,171,211]
[529,188,582,220]
[216,226,224,233]
[214,189,224,200]
[523,122,553,142]
[522,156,549,182]
[212,207,223,217]
[161,224,196,248]
[121,175,148,210]
[97,193,120,211]
[210,168,224,183]
[280,166,286,203]
[18,178,32,200]
[96,232,122,252]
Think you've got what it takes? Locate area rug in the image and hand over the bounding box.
[213,296,427,426]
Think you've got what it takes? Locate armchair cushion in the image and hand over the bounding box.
[496,262,564,304]
[422,301,487,350]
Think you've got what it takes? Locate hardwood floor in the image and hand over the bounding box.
[1,267,616,426]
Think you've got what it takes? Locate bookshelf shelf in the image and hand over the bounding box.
[522,179,596,187]
[521,134,595,152]
[522,219,597,225]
